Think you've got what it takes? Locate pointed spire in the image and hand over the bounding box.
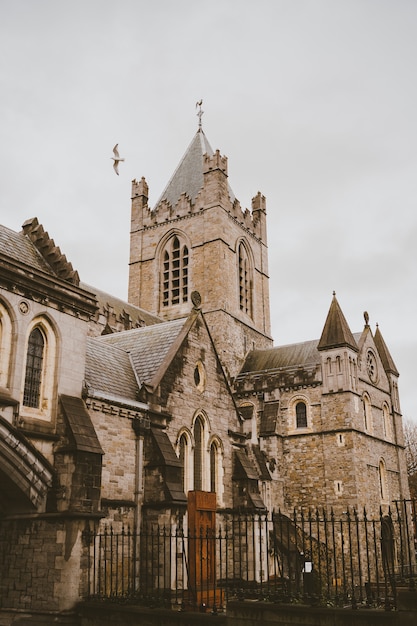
[154,128,214,209]
[154,118,236,210]
[317,292,358,352]
[374,324,399,376]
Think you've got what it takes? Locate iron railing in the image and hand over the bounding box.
[83,500,417,612]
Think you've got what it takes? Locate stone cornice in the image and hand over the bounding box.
[0,255,97,320]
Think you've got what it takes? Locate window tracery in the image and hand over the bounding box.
[162,235,189,307]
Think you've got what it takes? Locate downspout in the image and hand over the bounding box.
[132,415,149,586]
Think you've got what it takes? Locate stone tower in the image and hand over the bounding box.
[128,123,272,377]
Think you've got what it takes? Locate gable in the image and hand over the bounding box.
[156,310,239,420]
[356,328,390,392]
[96,318,186,387]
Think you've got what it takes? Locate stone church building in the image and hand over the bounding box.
[0,121,410,612]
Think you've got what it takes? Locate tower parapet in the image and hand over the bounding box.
[130,171,267,242]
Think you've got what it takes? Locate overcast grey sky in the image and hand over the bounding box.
[1,0,416,421]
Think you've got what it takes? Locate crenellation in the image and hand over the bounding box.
[203,149,228,174]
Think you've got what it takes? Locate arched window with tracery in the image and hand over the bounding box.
[162,235,189,307]
[238,241,253,317]
[23,327,45,408]
[21,317,57,421]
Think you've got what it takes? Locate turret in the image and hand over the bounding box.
[318,293,359,393]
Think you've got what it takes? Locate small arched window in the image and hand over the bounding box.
[379,459,388,502]
[162,235,189,307]
[210,441,218,493]
[238,242,252,317]
[179,433,189,494]
[296,401,307,428]
[193,416,204,491]
[363,395,372,432]
[23,327,45,408]
[382,404,391,440]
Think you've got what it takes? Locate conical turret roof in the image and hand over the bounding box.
[154,127,235,209]
[317,293,358,352]
[374,324,399,376]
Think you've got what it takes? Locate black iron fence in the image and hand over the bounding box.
[83,500,417,612]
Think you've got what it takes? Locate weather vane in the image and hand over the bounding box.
[196,99,204,129]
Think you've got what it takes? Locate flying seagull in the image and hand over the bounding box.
[111,144,125,175]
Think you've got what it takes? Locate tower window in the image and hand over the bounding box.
[238,242,252,317]
[295,401,307,428]
[363,394,372,432]
[23,327,44,408]
[162,236,188,307]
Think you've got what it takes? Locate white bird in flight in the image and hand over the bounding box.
[111,144,125,175]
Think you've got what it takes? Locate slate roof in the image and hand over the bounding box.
[239,338,322,374]
[374,325,399,376]
[85,338,139,401]
[154,128,235,209]
[87,318,186,397]
[234,449,259,480]
[317,293,358,352]
[239,332,363,376]
[0,223,53,275]
[81,282,163,327]
[60,395,103,454]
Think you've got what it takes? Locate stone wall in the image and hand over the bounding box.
[0,516,89,613]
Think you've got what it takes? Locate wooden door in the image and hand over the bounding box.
[187,491,221,608]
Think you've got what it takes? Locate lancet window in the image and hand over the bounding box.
[238,241,253,317]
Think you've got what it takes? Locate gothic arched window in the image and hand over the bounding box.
[363,394,372,432]
[193,416,204,491]
[23,327,45,408]
[382,403,391,440]
[238,242,252,317]
[379,458,388,502]
[210,441,218,493]
[162,235,189,307]
[179,433,190,494]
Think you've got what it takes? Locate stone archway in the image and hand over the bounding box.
[0,415,54,515]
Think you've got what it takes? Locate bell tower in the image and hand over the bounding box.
[128,116,272,376]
